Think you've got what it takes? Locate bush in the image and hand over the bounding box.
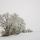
[0,13,26,36]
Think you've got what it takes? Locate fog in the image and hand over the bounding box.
[0,0,40,31]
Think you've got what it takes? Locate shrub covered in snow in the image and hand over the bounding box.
[0,13,26,36]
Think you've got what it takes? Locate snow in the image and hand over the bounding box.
[0,27,5,36]
[0,32,40,40]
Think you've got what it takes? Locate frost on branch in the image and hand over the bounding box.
[0,13,26,36]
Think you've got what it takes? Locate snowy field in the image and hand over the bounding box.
[0,32,40,40]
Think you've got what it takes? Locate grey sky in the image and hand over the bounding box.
[0,0,40,31]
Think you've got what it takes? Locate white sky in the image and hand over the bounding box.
[0,0,40,31]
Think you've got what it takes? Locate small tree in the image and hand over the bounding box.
[0,13,26,36]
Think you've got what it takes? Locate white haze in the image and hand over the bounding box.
[0,0,40,31]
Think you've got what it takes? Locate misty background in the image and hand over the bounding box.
[0,0,40,32]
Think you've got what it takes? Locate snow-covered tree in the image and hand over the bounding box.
[0,13,26,36]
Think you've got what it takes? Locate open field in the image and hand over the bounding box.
[0,32,40,40]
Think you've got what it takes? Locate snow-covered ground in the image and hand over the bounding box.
[0,32,40,40]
